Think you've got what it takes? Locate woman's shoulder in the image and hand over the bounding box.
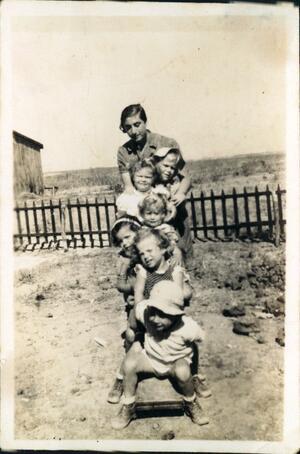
[118,138,137,156]
[148,132,179,149]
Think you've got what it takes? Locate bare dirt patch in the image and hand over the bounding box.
[14,241,284,440]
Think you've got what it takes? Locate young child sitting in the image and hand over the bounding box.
[138,192,182,266]
[116,159,156,219]
[111,280,209,429]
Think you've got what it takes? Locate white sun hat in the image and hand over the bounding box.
[146,281,184,316]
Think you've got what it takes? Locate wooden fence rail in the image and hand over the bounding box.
[14,185,286,250]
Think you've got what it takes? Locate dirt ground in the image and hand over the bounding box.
[14,240,284,441]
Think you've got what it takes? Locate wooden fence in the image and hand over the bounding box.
[14,185,286,250]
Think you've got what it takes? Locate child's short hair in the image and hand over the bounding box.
[134,227,170,252]
[138,192,168,218]
[138,192,176,222]
[111,215,142,247]
[129,159,156,183]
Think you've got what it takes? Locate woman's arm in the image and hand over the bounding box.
[171,173,192,206]
[120,172,135,193]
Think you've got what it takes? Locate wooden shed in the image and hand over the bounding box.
[13,130,44,195]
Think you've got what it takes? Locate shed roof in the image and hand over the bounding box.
[13,130,43,151]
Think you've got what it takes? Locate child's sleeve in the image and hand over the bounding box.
[116,193,129,213]
[185,318,205,343]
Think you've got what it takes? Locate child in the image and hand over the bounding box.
[111,280,209,429]
[152,147,194,270]
[138,192,182,266]
[107,215,142,405]
[133,228,192,307]
[110,215,142,316]
[116,159,156,219]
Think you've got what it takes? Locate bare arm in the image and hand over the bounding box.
[172,266,184,289]
[134,268,147,305]
[120,172,135,193]
[116,256,132,294]
[177,173,192,195]
[171,173,192,206]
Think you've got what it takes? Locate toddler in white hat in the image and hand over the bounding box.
[111,280,209,430]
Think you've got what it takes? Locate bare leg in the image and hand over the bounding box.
[169,358,194,397]
[183,282,193,303]
[122,344,155,399]
[170,359,209,426]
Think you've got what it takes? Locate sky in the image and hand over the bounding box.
[10,5,289,173]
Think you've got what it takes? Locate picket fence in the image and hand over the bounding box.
[14,185,286,250]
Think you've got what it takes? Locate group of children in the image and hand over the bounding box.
[108,146,211,430]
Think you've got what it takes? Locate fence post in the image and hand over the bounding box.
[59,199,68,251]
[77,198,84,246]
[32,201,40,247]
[86,197,94,248]
[232,188,239,239]
[271,191,280,247]
[104,197,112,246]
[67,198,75,247]
[15,202,23,247]
[276,184,284,236]
[190,192,198,239]
[265,185,273,240]
[113,195,118,218]
[243,187,251,237]
[24,201,31,245]
[221,190,228,239]
[41,199,48,245]
[49,199,57,244]
[200,191,207,240]
[210,189,218,238]
[254,186,262,237]
[95,197,103,248]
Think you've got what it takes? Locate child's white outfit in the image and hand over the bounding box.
[135,300,204,375]
[116,189,149,218]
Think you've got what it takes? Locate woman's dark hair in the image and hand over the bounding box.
[111,216,142,247]
[120,104,147,132]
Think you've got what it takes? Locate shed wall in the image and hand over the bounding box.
[14,138,44,195]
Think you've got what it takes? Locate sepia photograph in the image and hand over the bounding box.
[1,1,299,452]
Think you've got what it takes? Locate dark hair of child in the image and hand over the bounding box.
[111,216,142,247]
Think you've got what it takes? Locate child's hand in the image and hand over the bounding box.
[171,191,186,206]
[127,295,135,306]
